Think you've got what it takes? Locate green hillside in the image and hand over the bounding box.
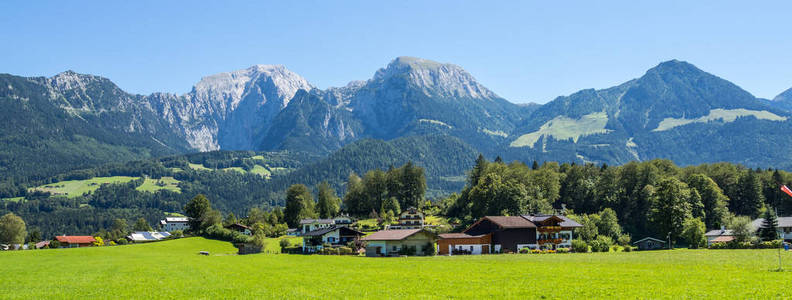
[1,237,791,298]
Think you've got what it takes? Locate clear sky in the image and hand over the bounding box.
[1,1,791,103]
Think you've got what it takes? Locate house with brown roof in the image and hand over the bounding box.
[55,236,96,248]
[224,223,252,236]
[361,229,437,257]
[445,214,582,254]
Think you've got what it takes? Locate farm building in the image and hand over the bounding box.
[633,237,666,250]
[55,236,96,248]
[362,229,437,257]
[224,223,252,236]
[302,226,364,253]
[34,241,50,249]
[160,217,189,232]
[127,231,172,242]
[437,233,492,255]
[461,214,582,253]
[388,207,425,230]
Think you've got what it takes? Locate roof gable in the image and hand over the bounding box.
[632,237,666,244]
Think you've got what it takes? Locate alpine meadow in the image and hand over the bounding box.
[2,1,792,299]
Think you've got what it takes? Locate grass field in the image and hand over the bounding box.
[136,176,181,193]
[2,237,792,298]
[1,196,23,202]
[29,176,139,198]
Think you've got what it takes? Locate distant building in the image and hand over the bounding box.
[751,217,792,242]
[438,233,492,255]
[704,228,734,246]
[55,236,96,248]
[286,228,299,236]
[633,237,666,250]
[299,215,355,235]
[34,241,50,249]
[160,217,189,232]
[224,223,252,236]
[388,207,425,230]
[362,229,437,257]
[456,214,582,253]
[127,231,172,243]
[302,226,365,253]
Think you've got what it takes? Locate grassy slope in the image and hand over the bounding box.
[136,177,181,193]
[30,176,182,197]
[2,237,792,298]
[29,176,139,198]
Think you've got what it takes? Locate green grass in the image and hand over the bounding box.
[136,176,181,193]
[29,176,139,198]
[3,238,792,298]
[510,111,612,148]
[249,164,271,177]
[187,163,210,171]
[1,197,23,202]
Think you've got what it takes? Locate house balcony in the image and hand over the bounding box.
[538,238,564,245]
[537,226,562,233]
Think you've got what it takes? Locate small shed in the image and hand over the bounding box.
[633,237,667,250]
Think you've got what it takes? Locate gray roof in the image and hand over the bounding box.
[704,229,733,237]
[751,217,792,230]
[299,218,335,225]
[633,237,666,244]
[303,226,363,237]
[522,215,583,228]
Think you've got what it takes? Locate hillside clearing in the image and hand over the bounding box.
[2,238,791,298]
[510,111,612,148]
[28,176,139,198]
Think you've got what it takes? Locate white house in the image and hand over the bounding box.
[301,226,364,253]
[160,217,189,232]
[299,215,355,235]
[388,207,425,230]
[751,217,792,242]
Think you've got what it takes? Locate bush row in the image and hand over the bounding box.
[709,240,783,249]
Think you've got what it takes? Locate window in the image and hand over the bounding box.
[393,246,398,251]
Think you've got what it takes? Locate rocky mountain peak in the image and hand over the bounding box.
[191,64,313,111]
[371,56,497,99]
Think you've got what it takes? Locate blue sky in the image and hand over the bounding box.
[1,1,791,103]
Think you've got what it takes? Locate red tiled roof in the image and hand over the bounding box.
[55,236,96,244]
[711,236,735,243]
[361,229,433,241]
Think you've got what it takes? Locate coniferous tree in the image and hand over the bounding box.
[758,209,779,241]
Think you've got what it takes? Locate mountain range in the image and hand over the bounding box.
[2,56,792,180]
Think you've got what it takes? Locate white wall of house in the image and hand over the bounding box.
[450,244,483,254]
[322,230,341,244]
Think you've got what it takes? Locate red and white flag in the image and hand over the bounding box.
[781,185,792,198]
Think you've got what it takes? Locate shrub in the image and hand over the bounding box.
[423,243,437,256]
[589,236,613,252]
[338,247,354,255]
[49,240,61,248]
[116,238,128,245]
[556,247,570,253]
[617,234,632,246]
[623,245,633,252]
[519,248,530,254]
[571,239,588,253]
[169,230,184,238]
[279,238,291,251]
